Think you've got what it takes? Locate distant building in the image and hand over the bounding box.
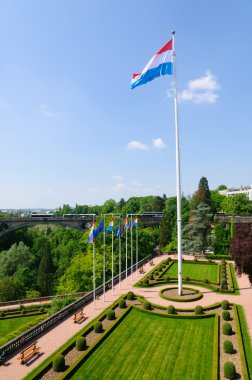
[219,185,252,201]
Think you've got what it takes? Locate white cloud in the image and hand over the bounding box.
[88,187,100,193]
[113,183,126,193]
[127,140,149,150]
[45,188,53,195]
[152,138,166,149]
[39,104,57,118]
[179,71,220,104]
[131,180,142,187]
[112,175,124,181]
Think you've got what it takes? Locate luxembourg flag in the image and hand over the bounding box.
[130,217,138,231]
[131,39,173,89]
[106,217,114,237]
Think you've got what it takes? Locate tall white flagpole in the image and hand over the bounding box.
[119,216,122,289]
[131,214,133,278]
[92,216,96,308]
[112,215,114,295]
[103,215,106,301]
[136,218,138,272]
[172,31,183,296]
[125,216,128,278]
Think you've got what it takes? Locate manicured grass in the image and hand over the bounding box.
[0,315,44,346]
[162,262,219,283]
[71,308,215,380]
[236,305,252,379]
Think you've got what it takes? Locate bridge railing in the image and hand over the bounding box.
[0,253,154,362]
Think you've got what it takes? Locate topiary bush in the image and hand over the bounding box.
[39,307,45,313]
[143,301,152,310]
[167,305,176,314]
[223,323,232,335]
[195,305,204,315]
[185,276,190,281]
[224,362,236,379]
[203,279,209,284]
[154,271,159,275]
[53,354,65,372]
[221,278,227,286]
[222,311,230,321]
[143,278,149,285]
[0,311,5,318]
[223,340,233,354]
[76,337,86,351]
[162,265,166,269]
[127,291,134,300]
[148,274,153,280]
[107,310,115,320]
[222,300,229,310]
[164,275,170,281]
[119,299,126,309]
[21,309,26,315]
[221,284,228,290]
[94,321,103,333]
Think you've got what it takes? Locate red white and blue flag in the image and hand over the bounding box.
[87,222,95,244]
[130,217,138,231]
[131,39,173,89]
[106,217,114,237]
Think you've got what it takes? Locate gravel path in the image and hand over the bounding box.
[0,254,251,380]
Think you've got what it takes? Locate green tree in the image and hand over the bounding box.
[211,190,226,213]
[0,278,25,301]
[217,184,227,190]
[37,246,55,295]
[183,203,213,254]
[221,194,252,215]
[192,177,212,209]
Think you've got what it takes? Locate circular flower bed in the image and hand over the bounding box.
[159,287,203,302]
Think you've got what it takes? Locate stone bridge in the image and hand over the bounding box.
[216,214,252,224]
[0,214,162,238]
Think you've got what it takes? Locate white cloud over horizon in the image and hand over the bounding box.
[152,138,166,149]
[127,140,149,150]
[179,71,220,104]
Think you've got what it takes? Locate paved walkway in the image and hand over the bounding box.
[0,255,251,380]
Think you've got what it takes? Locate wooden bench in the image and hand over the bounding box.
[139,267,145,274]
[17,341,40,365]
[73,309,86,323]
[150,260,155,266]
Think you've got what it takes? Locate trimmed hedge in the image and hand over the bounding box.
[223,323,232,335]
[143,301,152,310]
[119,299,126,309]
[94,321,103,333]
[53,354,65,372]
[224,361,236,379]
[107,310,116,320]
[194,305,203,315]
[222,300,230,310]
[76,337,86,351]
[167,305,176,314]
[222,311,230,321]
[127,292,135,300]
[223,340,233,354]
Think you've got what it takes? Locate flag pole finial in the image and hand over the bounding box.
[172,30,175,35]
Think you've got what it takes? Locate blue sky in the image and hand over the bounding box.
[0,1,251,209]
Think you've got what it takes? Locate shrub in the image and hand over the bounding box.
[167,305,176,314]
[224,362,236,379]
[185,276,190,281]
[107,310,115,320]
[0,311,5,318]
[166,257,171,263]
[154,271,159,276]
[76,337,86,351]
[143,301,152,310]
[39,307,45,313]
[208,259,213,263]
[194,258,198,262]
[164,276,170,281]
[203,279,209,284]
[94,321,103,333]
[221,284,228,290]
[53,354,65,372]
[195,305,204,315]
[223,323,232,335]
[148,274,153,280]
[143,278,149,285]
[222,300,229,310]
[119,299,126,309]
[21,309,26,315]
[222,311,230,321]
[162,265,166,269]
[223,340,233,354]
[127,291,134,300]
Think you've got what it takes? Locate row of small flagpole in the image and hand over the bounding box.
[87,213,138,309]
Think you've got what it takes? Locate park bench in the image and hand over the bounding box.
[150,260,154,266]
[139,267,145,274]
[17,341,40,365]
[73,309,86,323]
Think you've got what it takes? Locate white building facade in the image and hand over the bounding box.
[219,185,252,201]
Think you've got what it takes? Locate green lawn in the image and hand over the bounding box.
[71,309,215,380]
[163,262,219,283]
[0,315,44,346]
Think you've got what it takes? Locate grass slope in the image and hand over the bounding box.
[0,315,43,346]
[71,309,215,380]
[163,262,218,283]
